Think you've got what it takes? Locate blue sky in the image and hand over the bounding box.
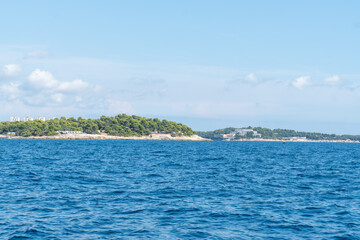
[1,1,360,134]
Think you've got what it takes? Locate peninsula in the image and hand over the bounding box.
[0,114,207,141]
[197,127,360,142]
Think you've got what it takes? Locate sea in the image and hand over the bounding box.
[0,139,359,239]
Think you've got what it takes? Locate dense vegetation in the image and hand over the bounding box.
[196,127,237,139]
[0,114,195,137]
[253,127,360,141]
[197,126,360,141]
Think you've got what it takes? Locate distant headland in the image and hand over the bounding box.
[197,127,360,142]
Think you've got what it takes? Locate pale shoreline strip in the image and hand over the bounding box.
[0,133,359,143]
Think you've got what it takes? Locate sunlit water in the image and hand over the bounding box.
[0,140,359,239]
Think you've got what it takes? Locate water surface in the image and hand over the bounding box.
[0,140,359,239]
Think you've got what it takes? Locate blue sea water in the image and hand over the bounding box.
[0,140,359,239]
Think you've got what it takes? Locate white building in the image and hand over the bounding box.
[219,128,262,140]
[288,137,307,141]
[36,116,46,121]
[10,116,20,122]
[24,116,33,122]
[234,128,262,138]
[57,131,83,134]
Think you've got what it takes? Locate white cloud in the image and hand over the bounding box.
[51,93,64,103]
[25,51,50,58]
[22,69,99,106]
[324,75,340,86]
[2,64,21,77]
[225,73,259,89]
[28,69,58,89]
[58,79,90,93]
[245,73,258,83]
[292,76,310,89]
[0,82,21,99]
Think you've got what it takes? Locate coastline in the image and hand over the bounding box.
[0,133,358,142]
[230,138,360,143]
[0,133,211,141]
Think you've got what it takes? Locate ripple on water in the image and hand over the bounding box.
[0,140,359,239]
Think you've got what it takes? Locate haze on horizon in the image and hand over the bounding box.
[1,1,360,134]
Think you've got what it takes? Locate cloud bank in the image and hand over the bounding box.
[1,67,100,108]
[324,75,340,86]
[25,51,50,58]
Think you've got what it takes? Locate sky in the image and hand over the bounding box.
[1,1,360,134]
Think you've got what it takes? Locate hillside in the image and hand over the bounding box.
[0,114,195,137]
[197,127,360,141]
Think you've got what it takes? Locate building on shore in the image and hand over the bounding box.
[56,131,83,134]
[10,116,21,122]
[286,137,307,141]
[23,117,34,122]
[220,128,262,140]
[10,116,45,122]
[234,128,262,137]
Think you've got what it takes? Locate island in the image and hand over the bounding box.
[0,114,208,141]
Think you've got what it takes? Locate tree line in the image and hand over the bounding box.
[196,127,236,139]
[0,114,195,137]
[253,127,360,141]
[197,126,360,141]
